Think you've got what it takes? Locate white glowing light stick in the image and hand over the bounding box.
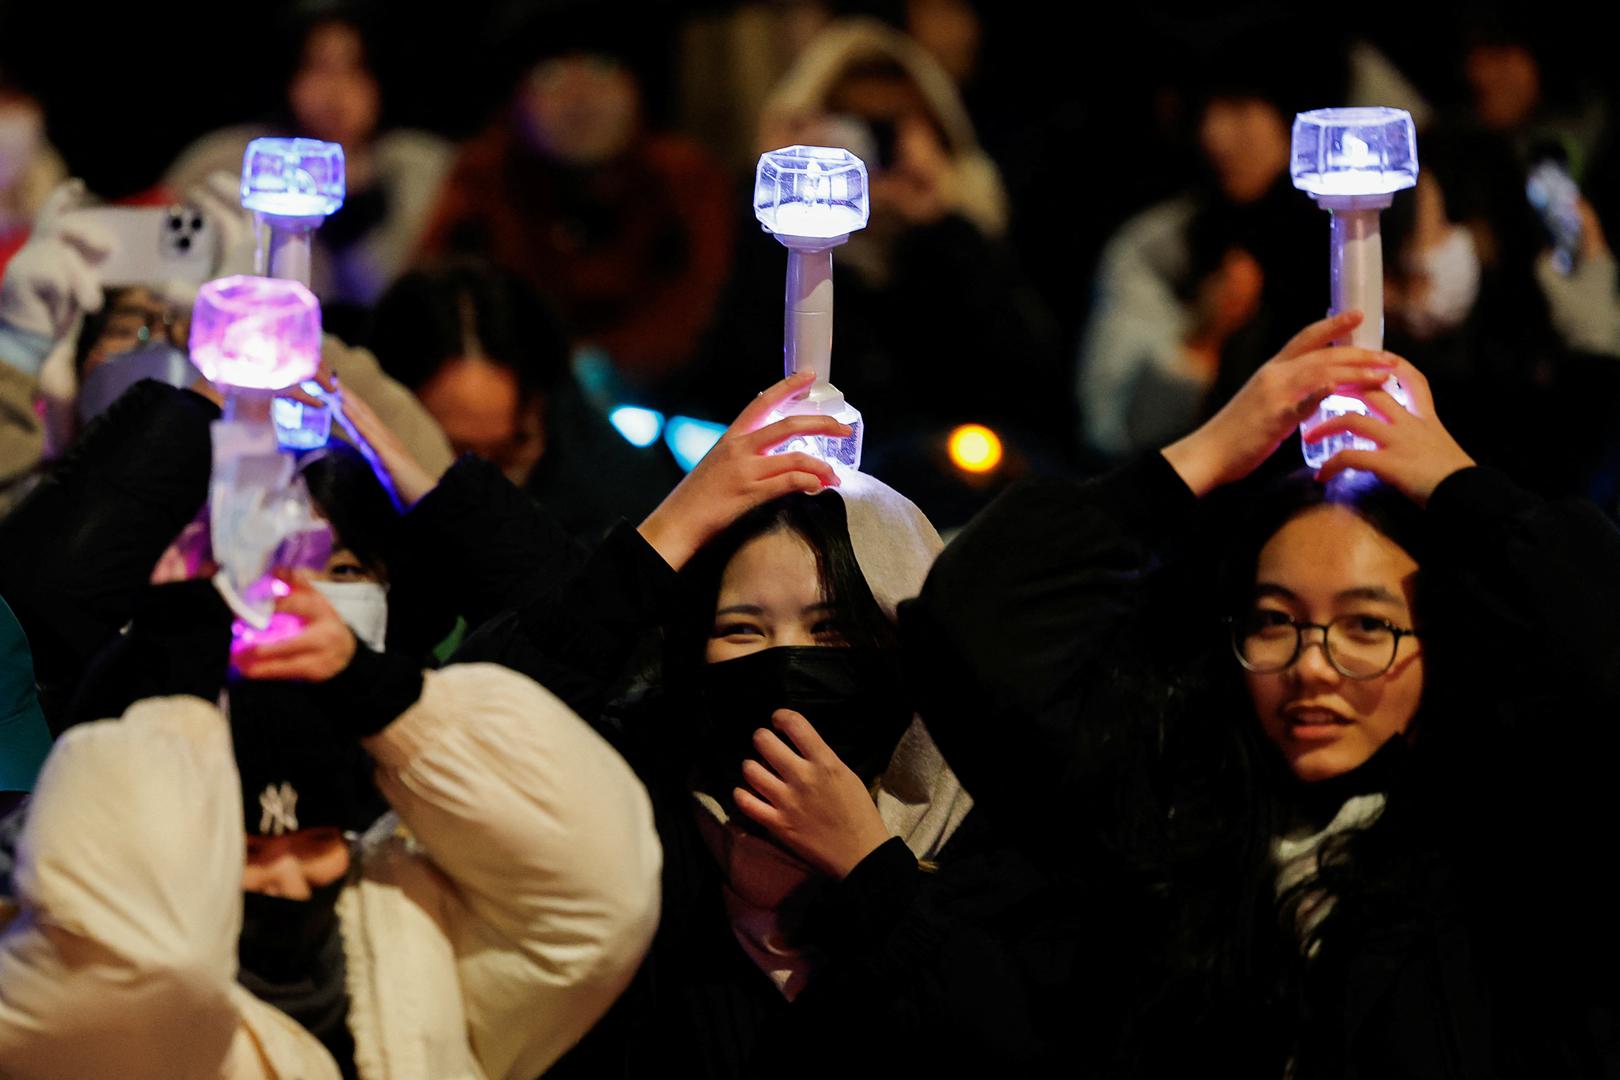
[1291,108,1418,468]
[754,146,870,468]
[241,138,345,285]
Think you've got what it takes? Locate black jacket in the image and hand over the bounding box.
[426,459,1064,1077]
[901,452,1620,1077]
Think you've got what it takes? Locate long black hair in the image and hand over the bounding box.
[1095,468,1441,1073]
[665,491,896,685]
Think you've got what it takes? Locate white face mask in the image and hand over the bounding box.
[1403,225,1482,339]
[310,580,389,652]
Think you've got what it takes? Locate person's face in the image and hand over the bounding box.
[519,53,640,165]
[826,72,944,173]
[81,288,189,376]
[1466,43,1540,131]
[705,528,845,663]
[415,356,543,483]
[288,21,381,148]
[313,545,380,584]
[1199,97,1291,205]
[1245,506,1424,783]
[241,826,350,899]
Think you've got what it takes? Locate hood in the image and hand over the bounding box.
[822,469,973,861]
[759,16,1008,241]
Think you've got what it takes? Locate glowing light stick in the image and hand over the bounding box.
[190,276,322,395]
[241,138,346,450]
[754,146,869,468]
[241,137,345,285]
[191,276,331,632]
[1291,108,1418,468]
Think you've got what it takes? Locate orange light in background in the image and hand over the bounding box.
[948,424,1003,473]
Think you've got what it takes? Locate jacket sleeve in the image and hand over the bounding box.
[0,381,215,711]
[0,695,245,1080]
[450,516,686,724]
[900,453,1199,850]
[359,663,661,1080]
[397,454,590,635]
[779,830,1062,1072]
[1424,465,1620,706]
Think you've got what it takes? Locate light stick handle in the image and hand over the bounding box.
[266,226,313,287]
[1330,208,1383,349]
[784,248,834,384]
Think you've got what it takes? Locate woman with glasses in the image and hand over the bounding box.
[903,308,1620,1076]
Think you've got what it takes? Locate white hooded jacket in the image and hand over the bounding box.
[0,663,661,1080]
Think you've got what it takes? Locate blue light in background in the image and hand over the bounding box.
[665,416,727,472]
[608,405,666,448]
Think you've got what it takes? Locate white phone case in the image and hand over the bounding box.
[62,204,219,287]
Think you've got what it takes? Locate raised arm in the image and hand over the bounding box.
[241,582,663,1080]
[0,692,244,1079]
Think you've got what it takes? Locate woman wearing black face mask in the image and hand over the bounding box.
[417,372,1060,1078]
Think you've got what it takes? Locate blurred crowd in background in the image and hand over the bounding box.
[3,0,1618,530]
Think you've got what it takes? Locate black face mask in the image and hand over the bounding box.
[238,875,346,983]
[238,876,357,1077]
[691,647,913,811]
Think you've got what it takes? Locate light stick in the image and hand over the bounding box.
[754,145,870,469]
[241,137,346,450]
[190,276,330,632]
[1290,107,1418,468]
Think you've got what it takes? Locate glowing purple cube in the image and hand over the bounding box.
[190,276,322,391]
[755,146,869,242]
[241,137,345,218]
[1291,108,1417,201]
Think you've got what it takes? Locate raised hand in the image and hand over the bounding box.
[637,371,848,571]
[1308,360,1476,505]
[733,708,893,880]
[232,575,358,683]
[1162,311,1397,496]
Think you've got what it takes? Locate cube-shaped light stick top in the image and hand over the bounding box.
[190,276,322,392]
[241,137,346,219]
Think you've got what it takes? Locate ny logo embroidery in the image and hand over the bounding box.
[258,783,300,835]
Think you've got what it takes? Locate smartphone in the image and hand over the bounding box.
[1527,159,1583,275]
[62,203,218,287]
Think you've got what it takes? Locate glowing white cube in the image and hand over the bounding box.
[241,137,346,218]
[190,276,322,391]
[755,146,869,241]
[1291,108,1417,200]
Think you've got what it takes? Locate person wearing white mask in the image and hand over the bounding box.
[0,554,660,1080]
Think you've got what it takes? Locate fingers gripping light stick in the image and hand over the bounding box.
[1291,108,1418,468]
[754,146,870,469]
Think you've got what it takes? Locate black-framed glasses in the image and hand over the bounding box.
[1227,610,1419,680]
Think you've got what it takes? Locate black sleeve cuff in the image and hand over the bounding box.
[318,644,425,739]
[804,836,923,954]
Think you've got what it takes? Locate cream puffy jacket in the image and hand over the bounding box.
[0,663,661,1079]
